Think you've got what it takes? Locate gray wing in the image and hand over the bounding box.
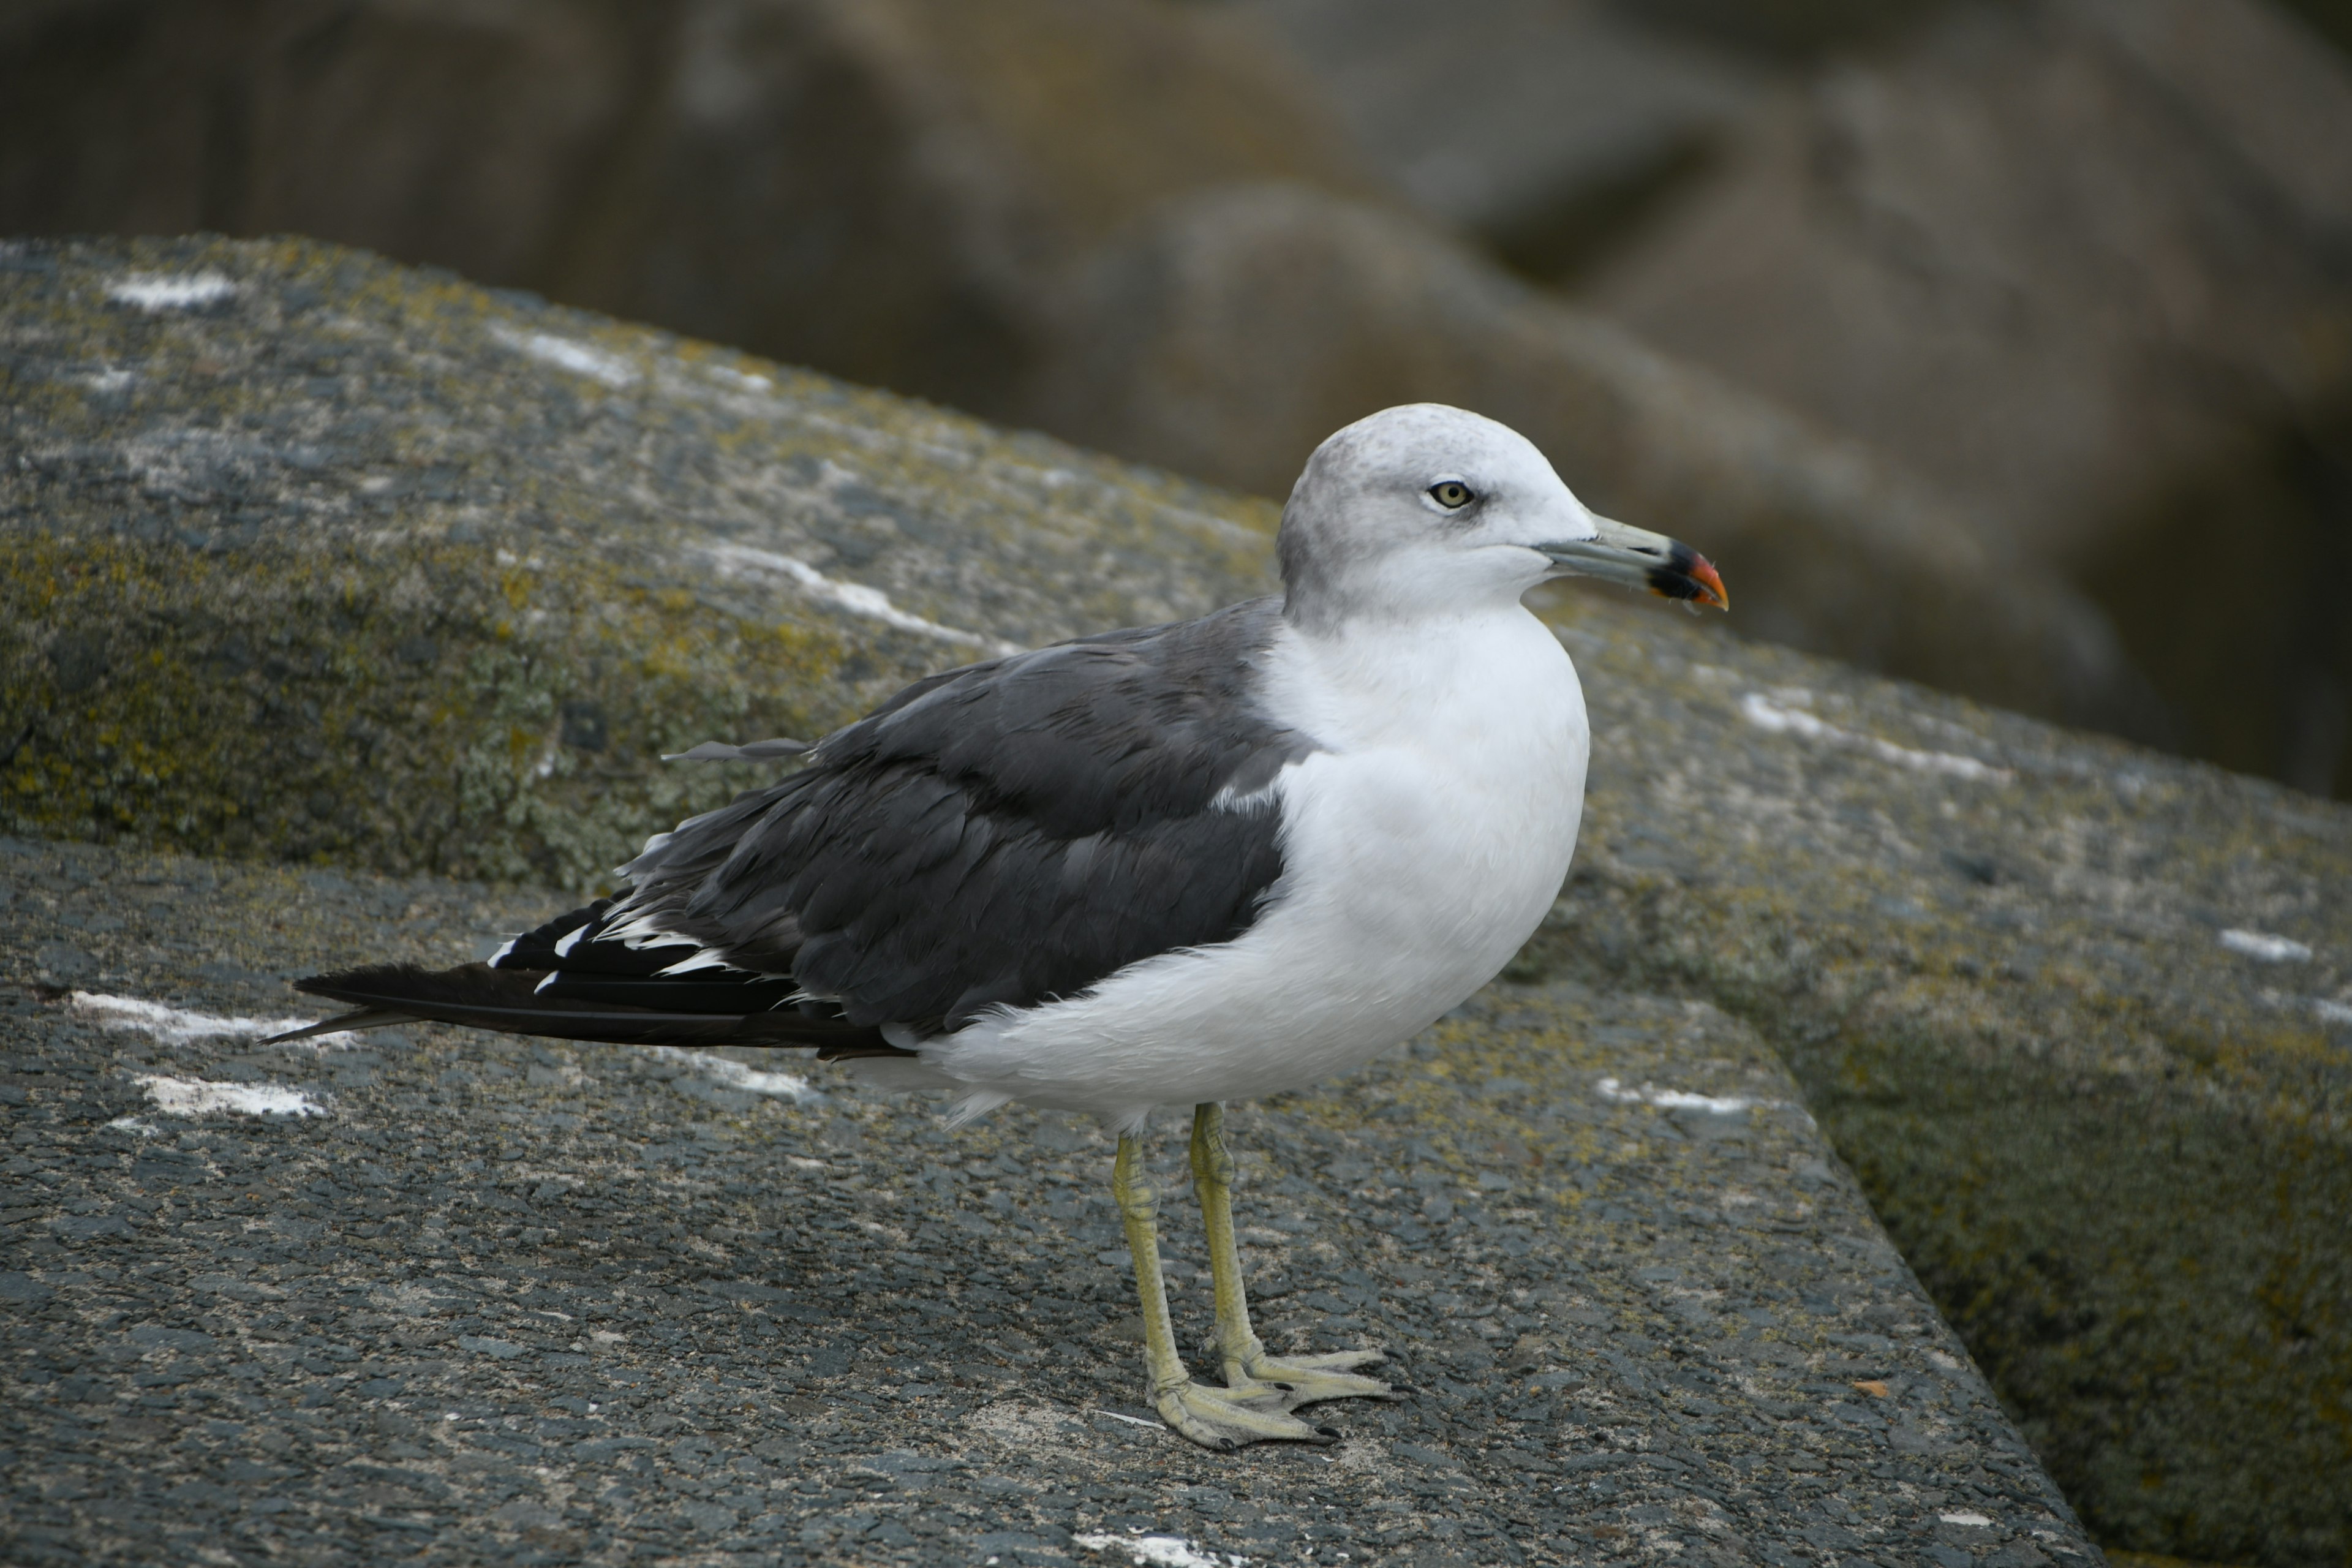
[565,598,1315,1033]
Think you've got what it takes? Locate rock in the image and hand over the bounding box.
[0,0,1382,420]
[1,0,2163,749]
[1235,0,2001,278]
[1,233,2147,877]
[1231,0,1765,275]
[0,832,2101,1567]
[543,0,1387,418]
[1625,0,1978,62]
[1032,184,2149,733]
[1581,0,2352,559]
[1512,630,2352,1567]
[0,234,1279,888]
[4,234,2347,1566]
[1572,0,2352,794]
[0,0,652,286]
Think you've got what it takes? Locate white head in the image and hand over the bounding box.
[1276,404,1725,632]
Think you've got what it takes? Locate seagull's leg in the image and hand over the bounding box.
[1111,1130,1332,1450]
[1191,1102,1397,1410]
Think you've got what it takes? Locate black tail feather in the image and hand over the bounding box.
[290,962,905,1055]
[536,972,802,1014]
[265,1008,414,1045]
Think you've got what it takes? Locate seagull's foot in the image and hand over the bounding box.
[1154,1380,1340,1451]
[1228,1348,1401,1411]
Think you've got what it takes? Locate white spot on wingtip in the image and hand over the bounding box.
[131,1075,328,1118]
[701,542,1019,655]
[488,322,638,389]
[1739,692,2013,784]
[2220,929,2312,963]
[107,271,238,311]
[553,926,586,958]
[654,947,739,976]
[1209,778,1281,815]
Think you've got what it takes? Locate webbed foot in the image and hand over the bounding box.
[1229,1346,1401,1409]
[1155,1380,1341,1450]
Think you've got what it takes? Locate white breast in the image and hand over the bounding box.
[914,605,1589,1129]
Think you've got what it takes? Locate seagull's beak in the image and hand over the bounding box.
[1536,516,1729,610]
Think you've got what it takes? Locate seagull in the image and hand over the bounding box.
[277,403,1727,1450]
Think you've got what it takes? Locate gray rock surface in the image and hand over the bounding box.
[4,235,2348,1565]
[0,834,2100,1567]
[0,235,1278,888]
[1523,627,2352,1568]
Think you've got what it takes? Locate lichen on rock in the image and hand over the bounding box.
[1,235,1275,888]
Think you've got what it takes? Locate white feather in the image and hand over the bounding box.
[908,606,1586,1123]
[656,948,742,976]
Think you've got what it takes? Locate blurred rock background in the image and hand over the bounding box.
[9,0,2351,797]
[1257,0,2352,799]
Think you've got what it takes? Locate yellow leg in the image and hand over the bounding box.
[1113,1131,1191,1404]
[1191,1101,1271,1381]
[1112,1130,1330,1450]
[1191,1102,1397,1409]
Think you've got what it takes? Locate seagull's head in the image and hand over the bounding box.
[1277,403,1728,630]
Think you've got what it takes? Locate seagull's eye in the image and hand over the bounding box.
[1428,480,1475,510]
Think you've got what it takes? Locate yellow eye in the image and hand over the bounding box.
[1428,480,1474,510]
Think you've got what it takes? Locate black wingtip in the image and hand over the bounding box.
[285,958,893,1050]
[263,1007,413,1045]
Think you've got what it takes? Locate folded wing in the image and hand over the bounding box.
[290,598,1314,1050]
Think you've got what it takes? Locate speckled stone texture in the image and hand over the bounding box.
[1,835,2097,1567]
[0,233,1275,888]
[4,235,2348,1565]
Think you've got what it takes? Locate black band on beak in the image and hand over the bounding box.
[1537,518,1728,611]
[1649,540,1728,607]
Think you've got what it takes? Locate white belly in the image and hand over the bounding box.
[910,608,1589,1128]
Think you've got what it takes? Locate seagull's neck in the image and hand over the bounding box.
[1267,597,1581,755]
